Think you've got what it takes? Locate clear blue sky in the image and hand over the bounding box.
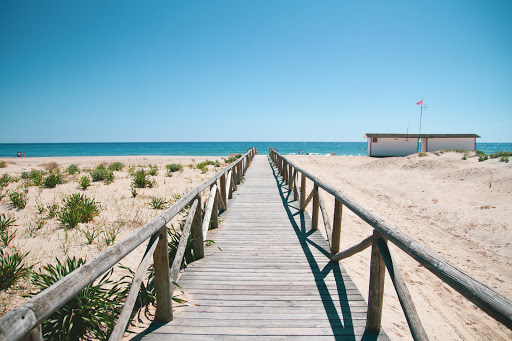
[1,1,511,143]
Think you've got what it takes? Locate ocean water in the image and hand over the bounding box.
[0,142,510,158]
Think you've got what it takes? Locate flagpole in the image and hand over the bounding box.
[419,98,423,135]
[418,98,423,153]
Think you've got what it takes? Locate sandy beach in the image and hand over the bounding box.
[1,152,511,340]
[0,155,226,319]
[288,151,511,340]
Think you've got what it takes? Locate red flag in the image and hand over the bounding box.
[416,100,423,105]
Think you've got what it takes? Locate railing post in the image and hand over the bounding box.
[211,184,219,229]
[282,160,287,183]
[220,173,227,206]
[331,199,343,258]
[366,230,386,332]
[191,195,204,259]
[312,184,319,230]
[289,166,295,197]
[153,225,173,322]
[300,173,306,209]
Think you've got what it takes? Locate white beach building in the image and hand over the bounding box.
[364,133,480,157]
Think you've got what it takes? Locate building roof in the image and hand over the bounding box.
[364,133,480,139]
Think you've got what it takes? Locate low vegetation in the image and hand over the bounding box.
[90,164,114,184]
[223,154,242,164]
[79,175,91,190]
[29,257,125,340]
[9,190,27,209]
[0,161,6,168]
[108,162,124,171]
[21,169,44,186]
[149,196,168,210]
[43,172,65,188]
[132,169,154,188]
[66,164,80,175]
[148,164,158,176]
[58,193,101,229]
[0,249,32,291]
[165,163,182,176]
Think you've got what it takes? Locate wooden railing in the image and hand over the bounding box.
[0,148,257,341]
[269,148,512,340]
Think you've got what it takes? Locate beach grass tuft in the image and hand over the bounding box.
[29,257,125,340]
[0,249,32,291]
[132,169,154,188]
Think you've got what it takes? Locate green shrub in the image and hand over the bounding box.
[0,213,17,247]
[0,161,6,168]
[165,163,182,176]
[132,169,154,188]
[29,170,44,186]
[148,164,158,176]
[29,257,125,340]
[0,173,10,187]
[478,154,489,162]
[223,154,242,164]
[418,152,427,157]
[214,160,221,167]
[90,166,107,182]
[490,151,512,159]
[80,225,98,245]
[500,156,509,163]
[79,176,91,190]
[149,197,168,210]
[58,194,101,228]
[43,173,65,188]
[0,249,32,291]
[196,162,208,173]
[0,213,17,231]
[66,164,80,175]
[46,203,59,219]
[130,186,138,198]
[475,150,486,157]
[90,165,114,184]
[108,162,124,171]
[9,191,27,209]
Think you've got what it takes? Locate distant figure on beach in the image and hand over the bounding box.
[23,153,26,157]
[298,150,301,155]
[17,151,21,157]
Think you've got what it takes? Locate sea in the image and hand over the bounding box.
[0,142,511,158]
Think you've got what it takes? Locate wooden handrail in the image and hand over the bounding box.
[0,148,257,341]
[269,148,512,333]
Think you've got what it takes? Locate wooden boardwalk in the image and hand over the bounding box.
[138,155,389,340]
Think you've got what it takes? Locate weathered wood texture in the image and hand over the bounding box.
[140,155,389,340]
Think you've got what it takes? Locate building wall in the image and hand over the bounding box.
[368,137,418,156]
[425,138,476,152]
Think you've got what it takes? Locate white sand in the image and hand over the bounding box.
[288,151,511,340]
